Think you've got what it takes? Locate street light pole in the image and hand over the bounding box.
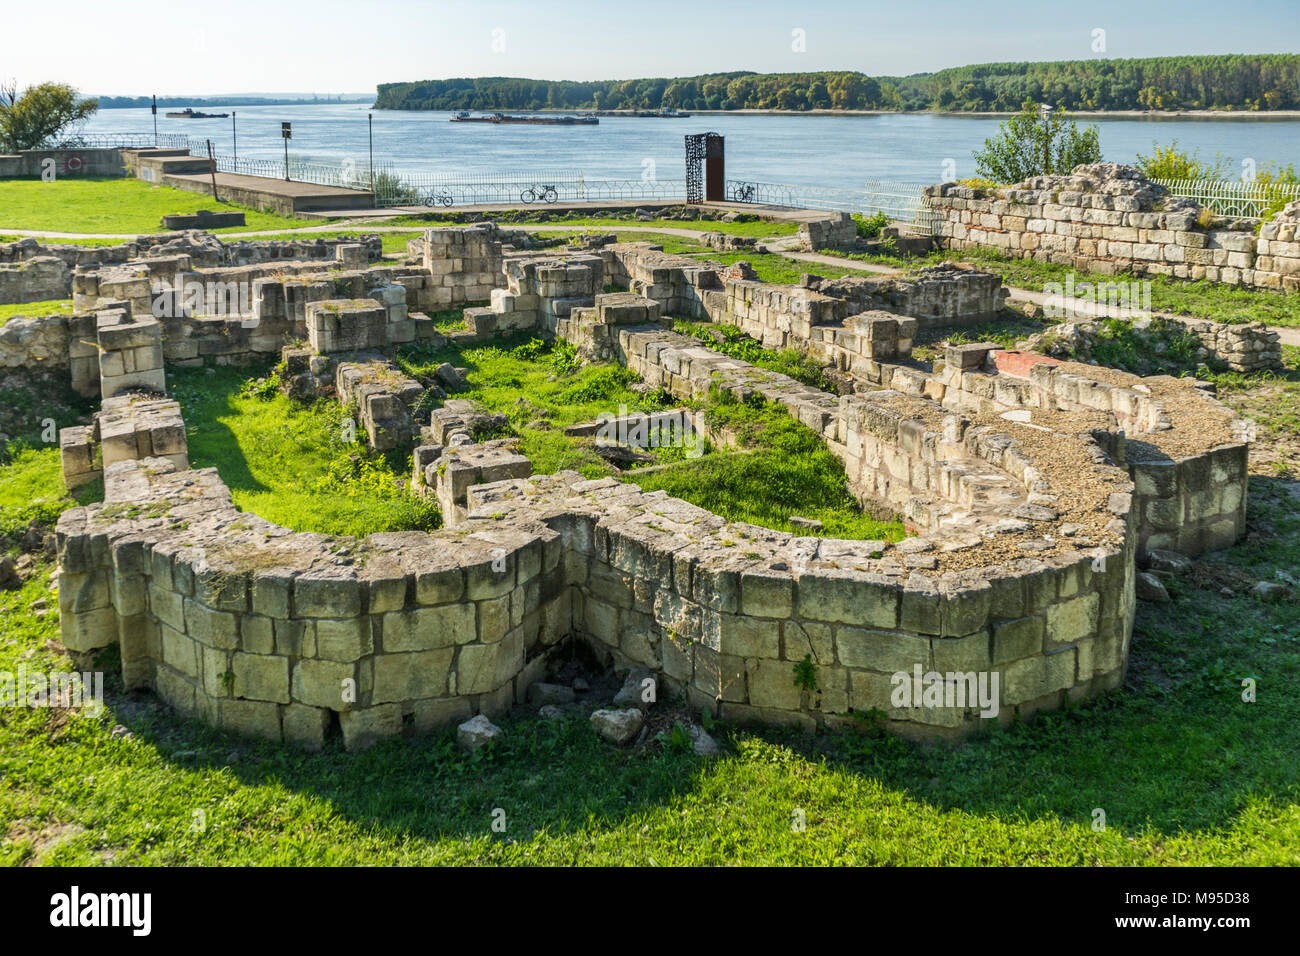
[368,112,375,197]
[232,111,237,164]
[1040,102,1052,175]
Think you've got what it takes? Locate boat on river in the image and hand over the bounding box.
[165,107,230,119]
[450,111,598,125]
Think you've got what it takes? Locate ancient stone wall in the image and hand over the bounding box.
[0,257,71,305]
[0,312,74,373]
[419,223,512,309]
[927,343,1251,557]
[47,220,1260,751]
[1019,317,1282,374]
[925,164,1300,293]
[797,212,859,251]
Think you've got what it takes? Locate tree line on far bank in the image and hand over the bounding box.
[376,55,1300,113]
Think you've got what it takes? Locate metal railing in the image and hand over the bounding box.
[372,170,685,207]
[1154,177,1300,218]
[191,150,686,207]
[724,178,937,236]
[52,132,192,149]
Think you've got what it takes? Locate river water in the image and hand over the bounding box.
[82,104,1299,189]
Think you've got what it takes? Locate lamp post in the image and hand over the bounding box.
[1040,102,1052,175]
[232,111,237,164]
[282,121,292,181]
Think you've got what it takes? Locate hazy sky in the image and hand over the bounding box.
[4,0,1299,96]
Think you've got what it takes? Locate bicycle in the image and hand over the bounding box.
[521,184,559,204]
[422,189,454,207]
[729,183,756,203]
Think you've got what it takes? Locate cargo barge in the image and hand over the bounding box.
[165,108,230,119]
[450,111,599,125]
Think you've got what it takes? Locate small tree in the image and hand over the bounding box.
[0,82,98,152]
[972,102,1101,184]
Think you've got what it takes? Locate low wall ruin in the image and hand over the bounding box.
[925,164,1300,294]
[44,222,1258,750]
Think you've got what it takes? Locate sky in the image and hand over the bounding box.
[3,0,1299,97]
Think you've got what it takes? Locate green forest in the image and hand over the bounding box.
[375,55,1300,113]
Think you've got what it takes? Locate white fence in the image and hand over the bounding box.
[1154,177,1300,218]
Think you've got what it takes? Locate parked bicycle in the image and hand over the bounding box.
[729,182,757,203]
[421,188,454,207]
[521,183,559,203]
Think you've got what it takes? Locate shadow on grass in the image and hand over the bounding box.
[89,492,1299,851]
[170,365,274,499]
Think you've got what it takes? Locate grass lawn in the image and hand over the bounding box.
[170,364,438,538]
[0,299,75,324]
[671,318,833,389]
[532,230,709,255]
[0,178,320,234]
[636,387,906,541]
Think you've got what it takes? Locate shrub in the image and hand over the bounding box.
[972,102,1101,184]
[1135,140,1232,181]
[854,210,890,239]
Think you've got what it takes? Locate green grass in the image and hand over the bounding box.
[397,335,669,477]
[635,387,905,541]
[170,364,438,538]
[0,443,99,544]
[532,230,709,255]
[0,178,319,234]
[397,333,896,538]
[672,319,832,389]
[0,299,75,324]
[0,235,131,248]
[695,250,888,285]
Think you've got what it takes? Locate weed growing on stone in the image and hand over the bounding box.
[672,319,832,389]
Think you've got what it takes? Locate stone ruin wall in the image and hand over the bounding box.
[843,335,1252,559]
[1021,317,1281,374]
[0,233,385,306]
[42,223,1257,750]
[925,163,1300,294]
